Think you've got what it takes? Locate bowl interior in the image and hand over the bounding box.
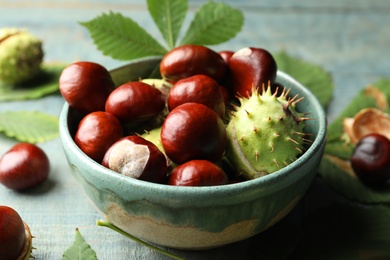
[60,56,327,205]
[59,56,327,249]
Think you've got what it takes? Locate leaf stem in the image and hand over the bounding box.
[96,220,185,260]
[164,0,175,49]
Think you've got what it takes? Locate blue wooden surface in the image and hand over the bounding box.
[1,0,390,259]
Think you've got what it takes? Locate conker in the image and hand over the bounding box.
[161,102,227,164]
[0,205,33,260]
[102,135,168,184]
[160,44,227,83]
[59,61,115,114]
[219,50,234,64]
[226,47,277,98]
[0,143,50,190]
[167,74,226,118]
[168,160,228,186]
[105,81,166,127]
[75,111,124,162]
[350,133,390,186]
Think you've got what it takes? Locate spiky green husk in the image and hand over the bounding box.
[226,86,309,179]
[0,28,44,85]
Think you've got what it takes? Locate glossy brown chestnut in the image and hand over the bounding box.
[75,111,124,162]
[105,81,166,127]
[0,143,50,190]
[160,44,227,83]
[167,74,226,118]
[59,61,115,114]
[161,102,227,164]
[350,133,390,186]
[168,160,228,186]
[0,205,32,260]
[219,85,230,105]
[226,47,277,98]
[219,50,234,64]
[102,135,168,184]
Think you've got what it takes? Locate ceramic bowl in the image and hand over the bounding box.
[59,57,327,250]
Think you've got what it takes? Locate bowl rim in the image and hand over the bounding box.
[59,65,327,205]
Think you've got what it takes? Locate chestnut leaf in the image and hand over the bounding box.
[147,0,188,49]
[0,110,59,143]
[273,50,334,110]
[180,1,244,46]
[319,155,390,204]
[0,63,66,101]
[62,228,98,260]
[319,79,390,204]
[79,11,168,60]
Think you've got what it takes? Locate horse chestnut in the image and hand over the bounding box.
[160,44,227,83]
[75,111,124,162]
[0,143,50,190]
[226,47,277,98]
[102,135,168,184]
[168,160,228,186]
[219,50,234,64]
[167,74,226,118]
[0,205,33,260]
[105,81,166,128]
[161,102,227,164]
[59,61,115,114]
[350,133,390,186]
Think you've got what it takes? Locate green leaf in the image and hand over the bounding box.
[79,11,168,61]
[147,0,188,49]
[319,79,390,204]
[0,63,66,101]
[62,228,98,260]
[0,111,59,143]
[273,51,334,109]
[180,2,244,46]
[319,155,390,203]
[324,79,390,158]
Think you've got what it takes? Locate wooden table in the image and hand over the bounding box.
[1,1,390,259]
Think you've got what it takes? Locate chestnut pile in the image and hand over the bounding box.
[60,44,309,186]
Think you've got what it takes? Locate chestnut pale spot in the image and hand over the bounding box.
[108,140,150,179]
[232,47,252,57]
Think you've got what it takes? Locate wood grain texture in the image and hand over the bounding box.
[1,0,390,259]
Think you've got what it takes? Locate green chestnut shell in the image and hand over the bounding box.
[226,86,310,179]
[0,28,44,85]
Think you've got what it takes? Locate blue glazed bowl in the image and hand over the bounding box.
[59,57,327,250]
